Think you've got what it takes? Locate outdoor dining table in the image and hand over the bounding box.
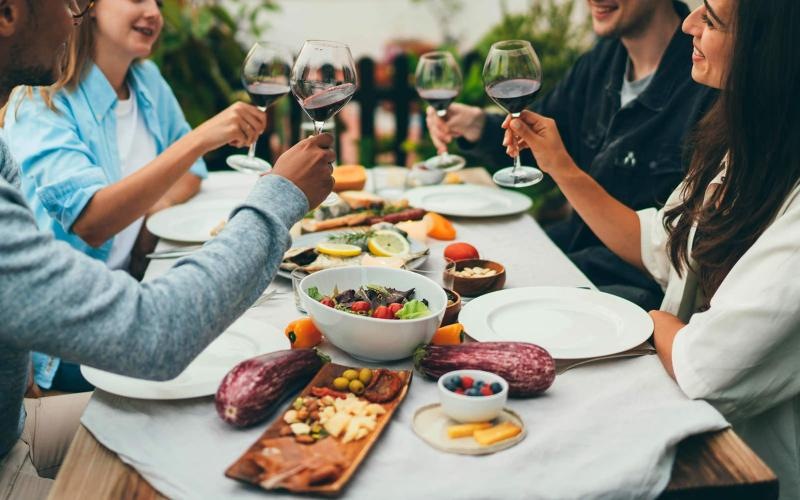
[48,168,777,499]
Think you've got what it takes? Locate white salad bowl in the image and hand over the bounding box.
[300,267,447,361]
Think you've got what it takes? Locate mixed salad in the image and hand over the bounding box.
[307,284,430,320]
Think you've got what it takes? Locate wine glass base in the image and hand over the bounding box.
[320,192,341,207]
[226,155,272,175]
[423,153,466,172]
[492,166,544,188]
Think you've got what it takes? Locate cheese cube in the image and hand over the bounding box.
[446,422,493,439]
[473,422,522,446]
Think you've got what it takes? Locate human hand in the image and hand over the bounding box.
[425,103,486,153]
[271,133,336,208]
[192,102,268,152]
[502,110,576,176]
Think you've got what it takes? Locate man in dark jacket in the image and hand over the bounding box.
[427,0,715,309]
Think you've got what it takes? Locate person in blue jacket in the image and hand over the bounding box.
[3,0,268,392]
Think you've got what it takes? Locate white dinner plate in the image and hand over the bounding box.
[459,287,653,359]
[81,317,288,400]
[277,230,428,279]
[405,184,532,217]
[146,199,239,243]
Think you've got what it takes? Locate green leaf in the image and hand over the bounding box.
[307,287,323,301]
[395,299,431,320]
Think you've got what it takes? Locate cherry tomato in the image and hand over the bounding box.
[320,297,335,308]
[388,303,403,317]
[372,305,394,319]
[350,301,371,313]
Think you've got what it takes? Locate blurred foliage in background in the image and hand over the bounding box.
[410,0,591,219]
[150,0,279,169]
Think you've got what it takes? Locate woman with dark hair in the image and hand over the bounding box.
[507,0,800,495]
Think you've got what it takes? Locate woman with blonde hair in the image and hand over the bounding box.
[3,0,267,392]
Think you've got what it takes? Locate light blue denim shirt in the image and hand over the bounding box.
[3,60,208,388]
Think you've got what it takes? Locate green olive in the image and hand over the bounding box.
[358,368,373,385]
[332,377,350,391]
[348,379,365,395]
[342,369,359,381]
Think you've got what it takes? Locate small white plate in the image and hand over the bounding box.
[146,199,239,243]
[412,404,526,455]
[81,317,288,400]
[460,287,653,359]
[405,185,532,217]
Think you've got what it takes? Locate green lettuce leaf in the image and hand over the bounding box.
[395,299,430,320]
[307,287,323,301]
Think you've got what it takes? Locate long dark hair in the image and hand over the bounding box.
[664,0,800,302]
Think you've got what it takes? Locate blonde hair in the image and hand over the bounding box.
[0,14,96,126]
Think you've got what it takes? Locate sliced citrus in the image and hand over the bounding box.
[367,229,411,257]
[315,242,363,257]
[424,212,457,240]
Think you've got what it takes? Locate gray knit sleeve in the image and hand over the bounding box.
[0,173,308,381]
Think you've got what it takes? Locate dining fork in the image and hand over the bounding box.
[556,346,657,375]
[146,245,204,259]
[249,289,289,309]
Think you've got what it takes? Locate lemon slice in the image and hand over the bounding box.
[316,242,363,257]
[367,229,411,257]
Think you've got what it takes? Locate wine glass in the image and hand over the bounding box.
[482,40,544,188]
[291,40,358,205]
[226,42,294,174]
[415,51,466,172]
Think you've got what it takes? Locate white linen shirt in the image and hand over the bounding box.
[637,175,800,499]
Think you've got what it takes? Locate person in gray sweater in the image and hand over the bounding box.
[0,0,335,495]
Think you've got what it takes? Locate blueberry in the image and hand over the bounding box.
[449,375,461,387]
[466,388,480,397]
[474,380,485,389]
[490,382,503,394]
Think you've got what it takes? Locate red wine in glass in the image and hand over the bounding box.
[300,83,356,122]
[485,78,541,115]
[226,42,294,174]
[291,40,358,206]
[418,88,459,114]
[482,40,544,188]
[415,51,466,172]
[245,82,291,109]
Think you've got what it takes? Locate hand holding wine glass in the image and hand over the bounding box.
[415,51,466,172]
[503,110,579,178]
[482,40,544,188]
[291,40,358,205]
[226,42,294,174]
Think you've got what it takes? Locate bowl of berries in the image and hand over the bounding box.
[437,369,509,423]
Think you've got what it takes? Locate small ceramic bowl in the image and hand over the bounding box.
[448,259,506,297]
[441,288,462,326]
[438,370,509,423]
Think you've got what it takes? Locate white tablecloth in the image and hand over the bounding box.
[81,171,728,499]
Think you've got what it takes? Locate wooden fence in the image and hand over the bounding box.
[264,51,482,168]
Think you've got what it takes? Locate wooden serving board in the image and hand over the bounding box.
[225,363,412,495]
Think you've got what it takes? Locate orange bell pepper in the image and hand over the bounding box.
[424,212,457,240]
[285,317,323,349]
[431,323,464,345]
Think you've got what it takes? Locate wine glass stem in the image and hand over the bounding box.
[246,142,257,160]
[437,108,450,161]
[511,112,521,178]
[247,106,267,159]
[313,121,325,136]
